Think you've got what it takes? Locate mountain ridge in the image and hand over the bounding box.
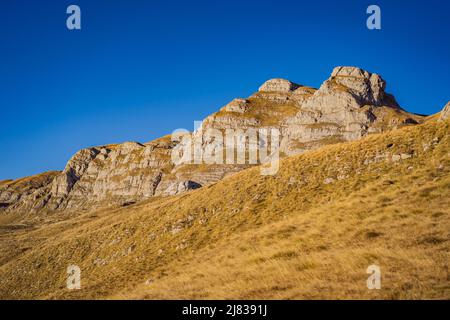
[0,66,435,216]
[0,116,448,299]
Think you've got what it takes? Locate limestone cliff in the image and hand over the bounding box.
[440,101,450,121]
[0,66,433,214]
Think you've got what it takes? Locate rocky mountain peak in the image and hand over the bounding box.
[331,66,376,78]
[0,66,431,214]
[303,66,398,114]
[258,78,301,93]
[330,66,386,104]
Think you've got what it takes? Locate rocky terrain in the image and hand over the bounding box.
[0,67,429,215]
[0,66,449,300]
[440,101,450,121]
[0,111,448,299]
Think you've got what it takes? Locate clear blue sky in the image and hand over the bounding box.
[1,0,449,179]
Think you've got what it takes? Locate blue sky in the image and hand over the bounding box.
[1,0,449,179]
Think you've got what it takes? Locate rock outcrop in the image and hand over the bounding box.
[159,180,202,196]
[258,78,300,93]
[50,148,100,208]
[0,66,434,214]
[0,171,60,213]
[223,98,249,113]
[439,101,450,121]
[203,66,423,157]
[303,66,398,112]
[278,67,409,153]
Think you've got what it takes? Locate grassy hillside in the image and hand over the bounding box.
[0,120,448,299]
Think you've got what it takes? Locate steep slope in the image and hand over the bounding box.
[0,67,426,214]
[0,118,448,299]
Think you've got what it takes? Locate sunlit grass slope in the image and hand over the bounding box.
[0,120,448,299]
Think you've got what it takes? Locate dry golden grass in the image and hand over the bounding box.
[0,171,59,191]
[0,120,448,300]
[214,97,300,126]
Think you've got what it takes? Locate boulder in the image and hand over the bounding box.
[164,180,202,196]
[258,78,300,92]
[223,98,249,113]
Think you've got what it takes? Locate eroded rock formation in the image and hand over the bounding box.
[440,101,450,121]
[0,66,434,214]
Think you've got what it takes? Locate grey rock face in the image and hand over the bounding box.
[330,66,388,106]
[160,180,202,196]
[207,66,419,158]
[0,171,59,213]
[57,141,172,209]
[0,66,429,214]
[223,98,249,113]
[273,66,411,155]
[50,148,100,207]
[258,78,300,93]
[304,66,397,113]
[439,101,450,121]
